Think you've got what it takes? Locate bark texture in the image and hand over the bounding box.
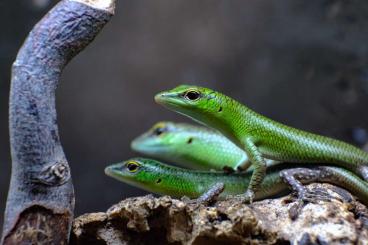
[71,183,368,245]
[2,0,115,243]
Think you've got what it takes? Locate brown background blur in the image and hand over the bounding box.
[1,0,368,231]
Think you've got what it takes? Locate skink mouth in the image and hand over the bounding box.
[104,163,124,177]
[155,93,189,112]
[155,92,178,104]
[131,139,162,153]
[131,134,148,150]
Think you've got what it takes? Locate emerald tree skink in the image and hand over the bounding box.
[105,158,368,208]
[131,121,278,171]
[154,85,368,202]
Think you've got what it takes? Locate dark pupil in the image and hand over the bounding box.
[185,91,200,100]
[154,127,165,136]
[127,163,138,171]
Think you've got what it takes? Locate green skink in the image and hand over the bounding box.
[131,121,278,171]
[154,85,368,201]
[105,158,368,207]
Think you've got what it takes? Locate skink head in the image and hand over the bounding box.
[131,121,199,156]
[155,85,232,133]
[155,85,215,112]
[105,158,173,192]
[131,121,174,152]
[105,159,142,179]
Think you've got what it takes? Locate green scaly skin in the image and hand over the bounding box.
[105,158,368,206]
[154,85,368,201]
[131,121,278,171]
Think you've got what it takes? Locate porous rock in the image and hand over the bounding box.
[71,183,368,245]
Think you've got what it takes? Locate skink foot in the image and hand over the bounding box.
[225,190,254,204]
[287,188,334,220]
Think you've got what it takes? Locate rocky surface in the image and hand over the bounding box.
[71,183,368,245]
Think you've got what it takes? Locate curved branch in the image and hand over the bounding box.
[2,0,115,243]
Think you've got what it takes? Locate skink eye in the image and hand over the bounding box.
[153,127,165,136]
[126,161,140,172]
[184,90,201,101]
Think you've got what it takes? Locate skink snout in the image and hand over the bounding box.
[104,163,124,177]
[155,88,189,108]
[104,165,114,176]
[154,92,171,104]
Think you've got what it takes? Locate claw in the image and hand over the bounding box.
[288,200,304,220]
[181,197,205,209]
[304,192,331,201]
[225,195,235,201]
[225,194,251,203]
[244,190,255,204]
[288,188,335,220]
[328,186,353,203]
[302,195,331,203]
[306,188,330,197]
[180,196,191,202]
[303,188,347,203]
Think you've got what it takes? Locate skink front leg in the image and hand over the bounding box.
[241,138,267,203]
[197,182,225,205]
[183,183,225,207]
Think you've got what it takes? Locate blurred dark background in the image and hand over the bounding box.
[1,0,368,231]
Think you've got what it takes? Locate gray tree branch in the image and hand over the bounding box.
[2,0,115,243]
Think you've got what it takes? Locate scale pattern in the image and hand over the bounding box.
[155,85,368,197]
[105,158,368,205]
[131,121,248,170]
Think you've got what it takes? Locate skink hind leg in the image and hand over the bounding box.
[280,168,333,220]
